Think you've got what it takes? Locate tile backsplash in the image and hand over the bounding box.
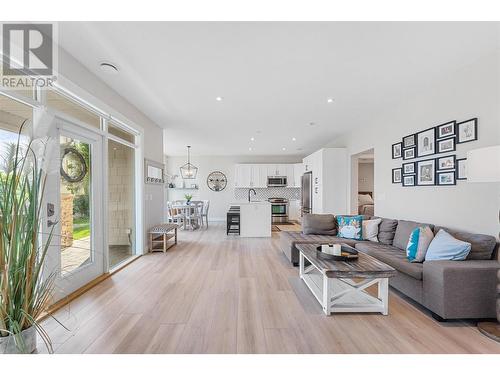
[234,187,300,201]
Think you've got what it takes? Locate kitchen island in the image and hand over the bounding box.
[234,201,271,237]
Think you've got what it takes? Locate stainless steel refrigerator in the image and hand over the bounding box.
[301,172,312,216]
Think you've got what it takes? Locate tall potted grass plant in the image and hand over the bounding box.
[0,120,56,353]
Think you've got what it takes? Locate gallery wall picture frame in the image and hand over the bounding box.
[457,158,467,180]
[437,137,456,154]
[403,147,416,160]
[403,134,416,149]
[402,175,415,187]
[416,127,436,158]
[392,142,402,159]
[416,158,436,186]
[436,121,456,139]
[437,171,456,186]
[457,118,478,144]
[392,168,402,183]
[437,154,456,171]
[402,162,415,175]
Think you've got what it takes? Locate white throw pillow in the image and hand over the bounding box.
[362,218,381,242]
[358,194,374,206]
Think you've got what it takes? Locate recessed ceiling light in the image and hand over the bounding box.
[292,137,296,141]
[282,147,286,151]
[215,96,223,101]
[248,147,253,151]
[327,98,334,103]
[100,62,119,74]
[250,137,255,141]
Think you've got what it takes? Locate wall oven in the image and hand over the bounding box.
[268,198,289,224]
[267,176,287,187]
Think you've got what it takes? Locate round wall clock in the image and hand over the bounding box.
[60,147,88,183]
[207,171,227,192]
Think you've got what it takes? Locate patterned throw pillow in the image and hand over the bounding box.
[337,215,363,240]
[406,226,434,262]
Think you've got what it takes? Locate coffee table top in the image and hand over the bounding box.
[296,243,397,278]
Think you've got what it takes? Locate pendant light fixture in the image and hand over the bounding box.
[180,145,198,179]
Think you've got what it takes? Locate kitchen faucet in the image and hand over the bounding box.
[248,188,256,202]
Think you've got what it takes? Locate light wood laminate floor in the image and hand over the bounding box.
[40,224,500,354]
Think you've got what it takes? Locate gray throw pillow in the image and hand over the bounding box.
[376,218,398,245]
[393,220,434,250]
[302,214,337,235]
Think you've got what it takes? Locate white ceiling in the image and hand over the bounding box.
[57,22,500,156]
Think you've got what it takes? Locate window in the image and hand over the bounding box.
[46,90,101,128]
[108,121,135,143]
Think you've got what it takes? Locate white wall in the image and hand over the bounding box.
[329,51,500,237]
[165,154,302,220]
[57,48,165,250]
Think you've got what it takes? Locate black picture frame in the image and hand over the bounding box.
[402,175,415,187]
[392,142,402,159]
[436,120,456,139]
[457,118,478,144]
[392,168,402,184]
[416,158,436,186]
[437,137,456,154]
[456,158,467,180]
[437,171,456,186]
[403,147,416,160]
[402,134,416,149]
[436,155,456,171]
[402,162,415,175]
[416,127,436,158]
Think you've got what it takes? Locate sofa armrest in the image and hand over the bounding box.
[423,260,500,319]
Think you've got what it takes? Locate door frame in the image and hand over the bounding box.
[45,116,106,300]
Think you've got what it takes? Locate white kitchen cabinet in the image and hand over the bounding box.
[235,164,252,187]
[251,164,267,188]
[302,148,347,215]
[235,163,300,188]
[292,163,303,187]
[288,199,301,222]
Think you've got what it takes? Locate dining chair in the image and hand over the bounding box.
[201,200,210,228]
[185,200,203,230]
[167,201,185,226]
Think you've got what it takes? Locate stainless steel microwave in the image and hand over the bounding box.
[267,176,287,187]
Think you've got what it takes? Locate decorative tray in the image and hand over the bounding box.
[316,244,359,261]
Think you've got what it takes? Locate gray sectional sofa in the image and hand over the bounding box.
[280,214,500,320]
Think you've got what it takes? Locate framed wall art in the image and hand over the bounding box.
[392,142,402,159]
[392,168,402,183]
[437,137,456,154]
[403,147,416,160]
[437,171,456,186]
[403,134,416,149]
[402,175,415,187]
[416,158,436,186]
[457,118,478,144]
[416,127,436,158]
[402,162,415,175]
[437,155,456,171]
[436,121,456,139]
[457,158,467,180]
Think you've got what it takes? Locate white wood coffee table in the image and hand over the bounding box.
[296,244,397,316]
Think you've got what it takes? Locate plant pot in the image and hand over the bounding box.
[0,326,37,354]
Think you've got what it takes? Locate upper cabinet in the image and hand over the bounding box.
[234,164,297,188]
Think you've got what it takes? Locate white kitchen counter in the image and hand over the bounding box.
[232,201,271,237]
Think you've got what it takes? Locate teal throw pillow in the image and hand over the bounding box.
[337,215,363,240]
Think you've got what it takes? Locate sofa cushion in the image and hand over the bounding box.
[393,220,434,251]
[433,226,497,260]
[355,242,423,280]
[375,217,398,245]
[302,214,337,235]
[283,231,360,247]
